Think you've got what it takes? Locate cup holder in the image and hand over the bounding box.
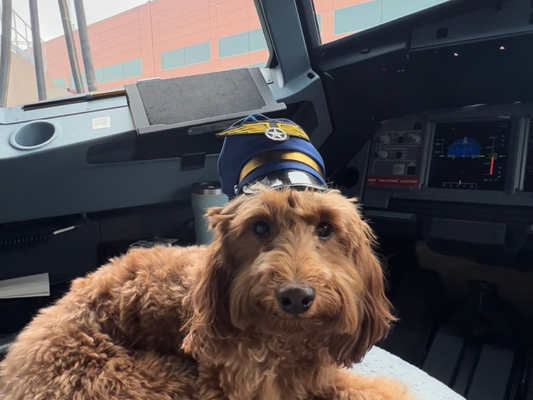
[10,121,58,150]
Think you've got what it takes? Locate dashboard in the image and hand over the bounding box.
[0,68,287,226]
[361,104,533,204]
[354,103,533,266]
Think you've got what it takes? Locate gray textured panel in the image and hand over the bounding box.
[138,69,266,126]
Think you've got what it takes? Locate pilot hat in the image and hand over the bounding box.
[217,114,328,198]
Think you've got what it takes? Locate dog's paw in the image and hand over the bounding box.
[333,375,416,400]
[337,387,413,400]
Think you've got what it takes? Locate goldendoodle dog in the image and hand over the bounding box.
[0,187,413,400]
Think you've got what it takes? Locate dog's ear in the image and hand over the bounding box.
[181,203,237,358]
[328,211,395,367]
[205,206,225,230]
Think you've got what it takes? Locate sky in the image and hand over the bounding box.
[12,0,148,41]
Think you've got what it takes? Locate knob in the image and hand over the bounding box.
[396,136,405,144]
[379,135,391,145]
[409,133,421,144]
[377,150,388,159]
[394,151,403,159]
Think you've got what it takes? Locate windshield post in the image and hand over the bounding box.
[73,0,96,92]
[29,0,46,101]
[0,0,12,106]
[58,0,83,94]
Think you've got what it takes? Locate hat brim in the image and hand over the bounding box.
[240,169,328,195]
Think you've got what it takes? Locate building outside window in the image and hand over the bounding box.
[0,0,451,106]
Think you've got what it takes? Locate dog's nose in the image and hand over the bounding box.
[275,285,315,315]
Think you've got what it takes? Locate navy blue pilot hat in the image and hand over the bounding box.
[217,114,328,198]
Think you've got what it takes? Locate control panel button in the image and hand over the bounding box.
[377,150,389,159]
[379,134,391,145]
[409,133,421,144]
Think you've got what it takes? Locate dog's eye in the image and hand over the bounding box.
[317,222,333,239]
[252,221,271,238]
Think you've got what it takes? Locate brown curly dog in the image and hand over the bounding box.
[0,187,414,400]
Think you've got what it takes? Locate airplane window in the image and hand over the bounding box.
[313,0,452,44]
[3,0,270,107]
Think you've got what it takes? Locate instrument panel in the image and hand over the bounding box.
[428,120,512,191]
[359,104,533,262]
[362,103,533,203]
[366,125,424,189]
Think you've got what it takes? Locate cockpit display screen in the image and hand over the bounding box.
[428,120,512,191]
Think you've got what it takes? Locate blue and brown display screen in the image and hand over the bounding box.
[428,120,512,191]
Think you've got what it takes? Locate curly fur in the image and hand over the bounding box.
[0,187,415,400]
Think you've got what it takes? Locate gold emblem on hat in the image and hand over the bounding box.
[217,122,310,141]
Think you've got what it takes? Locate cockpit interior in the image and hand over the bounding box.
[1,0,533,399]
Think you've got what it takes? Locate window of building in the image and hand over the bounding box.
[95,69,104,84]
[122,59,143,78]
[317,0,451,44]
[70,59,143,88]
[53,77,66,89]
[3,2,272,106]
[219,29,267,58]
[103,64,123,82]
[184,42,211,65]
[249,30,267,52]
[383,0,443,22]
[161,49,185,70]
[69,73,87,89]
[248,62,266,68]
[334,1,382,35]
[161,42,211,70]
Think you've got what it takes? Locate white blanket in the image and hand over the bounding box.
[350,346,465,400]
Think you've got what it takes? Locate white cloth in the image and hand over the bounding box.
[350,346,465,400]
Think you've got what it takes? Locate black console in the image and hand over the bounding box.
[357,103,533,268]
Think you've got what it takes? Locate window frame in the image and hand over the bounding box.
[253,0,278,68]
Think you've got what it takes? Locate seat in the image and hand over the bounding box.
[351,346,465,400]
